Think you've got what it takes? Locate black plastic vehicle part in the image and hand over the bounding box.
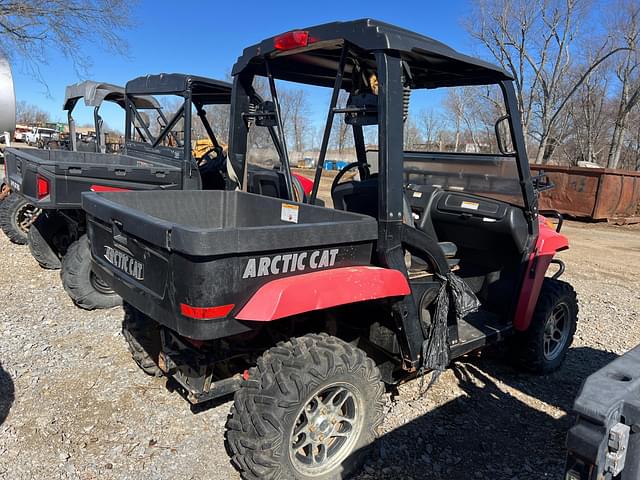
[565,344,640,479]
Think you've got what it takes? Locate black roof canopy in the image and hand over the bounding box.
[232,18,512,89]
[125,73,232,105]
[63,81,160,111]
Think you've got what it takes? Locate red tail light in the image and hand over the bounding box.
[274,30,311,51]
[37,175,50,199]
[180,303,235,320]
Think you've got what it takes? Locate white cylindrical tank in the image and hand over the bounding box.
[0,56,16,134]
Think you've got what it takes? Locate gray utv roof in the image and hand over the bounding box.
[232,18,512,89]
[63,81,160,112]
[125,74,232,105]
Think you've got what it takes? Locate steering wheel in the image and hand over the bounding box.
[198,145,225,174]
[330,161,371,195]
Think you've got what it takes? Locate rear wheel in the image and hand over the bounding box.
[226,333,385,480]
[122,304,162,376]
[0,194,40,245]
[28,212,70,269]
[61,235,121,310]
[510,278,578,374]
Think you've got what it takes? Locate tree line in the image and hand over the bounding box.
[2,0,638,169]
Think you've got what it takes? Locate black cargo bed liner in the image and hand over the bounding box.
[83,190,379,255]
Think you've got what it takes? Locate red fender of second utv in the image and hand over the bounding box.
[292,173,314,196]
[513,216,569,331]
[235,266,411,321]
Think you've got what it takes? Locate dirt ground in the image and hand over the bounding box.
[0,205,639,479]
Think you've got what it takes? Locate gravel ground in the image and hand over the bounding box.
[0,219,638,480]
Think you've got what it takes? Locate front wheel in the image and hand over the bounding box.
[61,235,121,310]
[226,333,385,480]
[509,278,578,374]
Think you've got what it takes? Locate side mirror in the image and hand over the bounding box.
[532,170,555,193]
[343,93,378,126]
[495,115,515,155]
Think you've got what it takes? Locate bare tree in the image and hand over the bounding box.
[468,0,629,164]
[278,88,310,153]
[330,91,352,156]
[403,115,422,150]
[418,108,444,148]
[15,100,49,124]
[444,89,464,151]
[561,67,611,165]
[606,0,640,169]
[0,0,135,86]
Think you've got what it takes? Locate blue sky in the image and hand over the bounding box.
[12,0,478,129]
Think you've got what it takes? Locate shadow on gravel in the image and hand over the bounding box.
[352,346,618,480]
[0,361,15,426]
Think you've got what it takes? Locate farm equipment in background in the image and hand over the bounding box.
[565,344,640,479]
[83,20,578,480]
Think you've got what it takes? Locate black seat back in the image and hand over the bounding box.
[331,178,379,218]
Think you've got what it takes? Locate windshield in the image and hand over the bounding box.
[238,76,523,207]
[403,84,522,205]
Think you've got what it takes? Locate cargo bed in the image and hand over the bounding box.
[83,190,378,339]
[4,147,183,208]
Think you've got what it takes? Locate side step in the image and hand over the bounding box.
[449,311,513,359]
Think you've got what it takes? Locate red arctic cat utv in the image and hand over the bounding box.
[82,19,578,479]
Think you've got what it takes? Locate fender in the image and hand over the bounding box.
[235,266,411,321]
[292,173,314,196]
[514,216,569,331]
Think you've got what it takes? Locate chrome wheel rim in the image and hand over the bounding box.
[289,382,363,476]
[543,302,570,361]
[17,204,41,233]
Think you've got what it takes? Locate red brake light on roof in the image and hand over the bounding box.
[180,303,235,320]
[274,30,311,51]
[36,175,49,200]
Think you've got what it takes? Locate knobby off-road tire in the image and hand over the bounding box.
[122,303,162,377]
[0,194,38,245]
[61,235,121,310]
[28,212,65,269]
[510,278,578,374]
[226,333,385,480]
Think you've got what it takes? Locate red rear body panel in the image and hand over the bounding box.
[236,266,410,321]
[513,216,569,330]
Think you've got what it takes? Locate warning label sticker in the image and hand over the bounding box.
[281,203,300,223]
[461,201,480,210]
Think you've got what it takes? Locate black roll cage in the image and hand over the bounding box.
[123,75,232,186]
[63,81,162,153]
[229,22,540,366]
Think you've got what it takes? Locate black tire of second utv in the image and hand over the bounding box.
[28,213,63,269]
[225,333,385,480]
[509,278,578,374]
[122,304,162,377]
[61,235,121,310]
[0,194,32,245]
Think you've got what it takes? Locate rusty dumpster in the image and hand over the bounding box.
[530,165,640,223]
